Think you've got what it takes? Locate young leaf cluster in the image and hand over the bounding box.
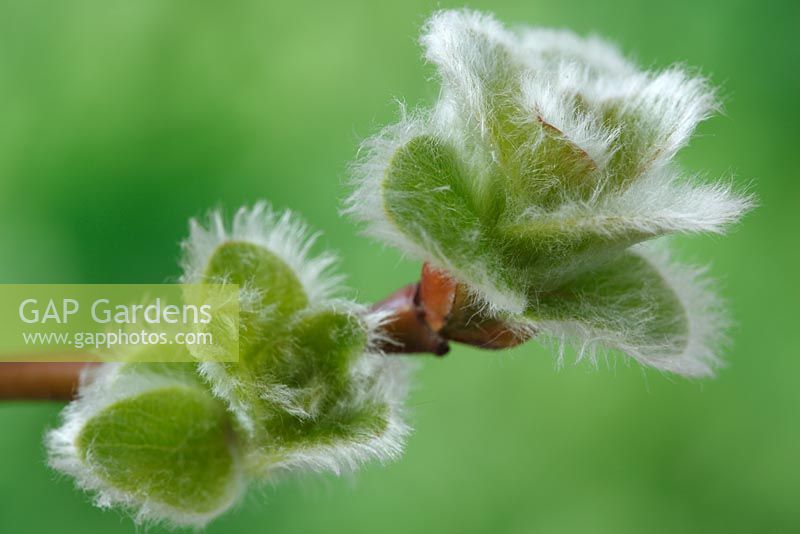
[47,204,409,527]
[348,9,753,377]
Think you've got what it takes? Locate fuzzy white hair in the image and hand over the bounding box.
[531,242,728,377]
[45,364,245,528]
[518,167,754,238]
[517,63,621,169]
[181,201,342,304]
[419,8,719,172]
[517,28,634,75]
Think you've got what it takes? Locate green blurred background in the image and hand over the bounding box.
[0,0,797,532]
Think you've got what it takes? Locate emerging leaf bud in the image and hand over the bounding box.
[347,9,754,376]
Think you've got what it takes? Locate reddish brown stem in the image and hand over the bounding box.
[370,283,450,356]
[0,264,531,401]
[0,362,96,401]
[371,263,530,354]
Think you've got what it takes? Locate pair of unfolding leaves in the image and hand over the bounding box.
[63,241,393,524]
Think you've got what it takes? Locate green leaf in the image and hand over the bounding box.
[192,241,309,423]
[51,361,243,526]
[524,250,698,370]
[281,308,368,400]
[509,117,600,207]
[600,103,660,186]
[383,135,490,257]
[494,212,652,292]
[382,135,525,306]
[202,241,307,354]
[203,241,308,314]
[77,390,235,515]
[235,307,396,471]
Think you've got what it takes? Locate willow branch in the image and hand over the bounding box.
[0,264,530,401]
[0,362,96,401]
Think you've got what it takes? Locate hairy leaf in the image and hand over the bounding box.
[47,361,243,527]
[526,248,722,376]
